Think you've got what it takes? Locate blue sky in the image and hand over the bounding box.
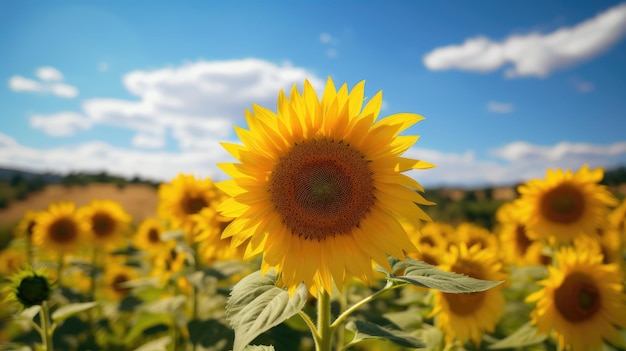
[1,1,626,187]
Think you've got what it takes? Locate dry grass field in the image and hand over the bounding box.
[0,183,159,227]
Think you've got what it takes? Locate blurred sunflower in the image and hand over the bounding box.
[217,78,434,294]
[4,268,52,308]
[405,221,449,266]
[576,225,622,266]
[0,249,26,276]
[133,218,168,255]
[455,222,499,251]
[158,174,221,239]
[81,200,131,250]
[516,166,617,243]
[13,210,39,241]
[104,264,138,300]
[527,246,626,351]
[609,198,626,241]
[32,202,89,254]
[193,207,244,265]
[496,201,550,266]
[431,243,507,346]
[151,241,190,284]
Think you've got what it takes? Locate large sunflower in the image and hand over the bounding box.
[516,165,617,243]
[80,200,131,250]
[430,243,507,346]
[158,174,221,240]
[527,246,626,351]
[217,78,434,294]
[32,202,89,254]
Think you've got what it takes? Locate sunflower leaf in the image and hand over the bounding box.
[488,322,546,349]
[226,270,308,351]
[51,301,98,323]
[346,320,426,348]
[384,257,503,293]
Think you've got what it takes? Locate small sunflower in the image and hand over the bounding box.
[80,200,132,250]
[217,78,434,294]
[430,243,507,346]
[405,221,449,266]
[5,268,52,308]
[13,210,39,240]
[193,207,244,265]
[158,174,221,239]
[133,218,168,255]
[151,241,190,284]
[0,249,26,276]
[455,222,499,251]
[32,202,89,254]
[527,246,626,351]
[609,198,626,241]
[496,201,550,266]
[516,165,617,243]
[104,264,138,300]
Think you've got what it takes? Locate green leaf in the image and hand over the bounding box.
[132,336,171,351]
[18,305,41,320]
[242,346,275,351]
[226,270,308,351]
[124,313,173,344]
[51,302,98,323]
[384,257,503,293]
[488,322,546,349]
[346,320,426,348]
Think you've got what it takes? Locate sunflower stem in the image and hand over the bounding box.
[315,290,334,351]
[331,280,398,329]
[40,300,54,351]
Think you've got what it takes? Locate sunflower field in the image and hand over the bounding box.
[1,79,626,351]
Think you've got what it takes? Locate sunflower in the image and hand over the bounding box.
[516,165,617,243]
[32,202,89,254]
[104,264,138,300]
[193,207,244,265]
[496,201,550,266]
[4,268,52,308]
[454,222,498,251]
[133,218,168,255]
[405,221,450,266]
[80,200,131,250]
[13,210,39,240]
[0,249,26,276]
[609,198,626,242]
[430,243,507,346]
[216,78,434,294]
[158,174,221,240]
[526,246,626,351]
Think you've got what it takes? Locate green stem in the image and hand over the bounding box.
[315,290,334,351]
[331,281,401,329]
[41,300,54,351]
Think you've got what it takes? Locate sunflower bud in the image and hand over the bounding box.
[7,269,52,308]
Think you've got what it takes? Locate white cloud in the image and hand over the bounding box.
[320,32,339,58]
[0,133,231,182]
[98,62,109,73]
[30,112,92,136]
[2,131,624,188]
[8,67,79,98]
[423,3,626,78]
[486,101,514,114]
[132,133,165,149]
[75,58,324,150]
[36,67,63,82]
[320,32,334,44]
[326,48,338,58]
[570,77,595,93]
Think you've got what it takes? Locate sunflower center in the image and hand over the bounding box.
[112,273,131,294]
[182,195,208,215]
[49,217,78,244]
[147,228,160,243]
[554,272,601,323]
[540,184,585,224]
[17,275,51,307]
[92,213,115,238]
[515,224,531,256]
[270,139,375,240]
[419,236,436,247]
[444,260,486,316]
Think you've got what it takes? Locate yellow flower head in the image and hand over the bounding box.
[517,165,618,243]
[158,174,221,239]
[4,268,52,308]
[193,207,244,265]
[80,200,132,250]
[13,210,39,241]
[431,243,507,346]
[454,222,499,251]
[217,78,434,295]
[0,249,27,276]
[104,264,138,301]
[406,221,450,266]
[32,202,89,254]
[133,218,168,255]
[527,246,626,351]
[496,201,550,266]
